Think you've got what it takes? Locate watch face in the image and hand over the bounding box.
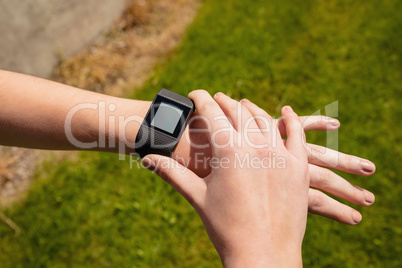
[144,95,192,138]
[150,102,183,134]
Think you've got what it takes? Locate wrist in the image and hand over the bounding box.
[112,98,151,155]
[104,96,212,177]
[219,236,302,268]
[222,246,302,268]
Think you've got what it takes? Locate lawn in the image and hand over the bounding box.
[0,0,401,267]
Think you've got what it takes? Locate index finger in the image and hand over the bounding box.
[188,90,235,141]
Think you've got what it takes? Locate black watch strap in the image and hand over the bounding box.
[135,89,194,158]
[135,126,178,158]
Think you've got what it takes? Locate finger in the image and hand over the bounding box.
[276,115,340,138]
[213,93,260,132]
[238,98,273,130]
[188,90,235,137]
[239,98,282,148]
[308,188,363,225]
[143,154,206,208]
[307,143,376,176]
[281,106,307,161]
[309,164,375,206]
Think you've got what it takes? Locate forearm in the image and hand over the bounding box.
[0,70,148,153]
[0,70,206,170]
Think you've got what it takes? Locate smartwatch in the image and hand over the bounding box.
[135,88,195,158]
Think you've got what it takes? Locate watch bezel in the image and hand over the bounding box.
[143,94,193,138]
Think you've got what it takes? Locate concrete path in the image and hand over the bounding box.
[0,0,127,78]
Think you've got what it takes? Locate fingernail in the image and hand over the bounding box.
[364,191,375,204]
[241,98,250,103]
[214,92,224,98]
[360,160,375,173]
[283,105,293,112]
[352,210,362,224]
[328,119,340,127]
[142,157,156,170]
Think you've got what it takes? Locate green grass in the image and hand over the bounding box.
[1,0,401,266]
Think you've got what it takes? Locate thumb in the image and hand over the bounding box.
[142,154,206,207]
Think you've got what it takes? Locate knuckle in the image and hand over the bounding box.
[214,131,232,146]
[254,147,269,158]
[351,185,366,204]
[341,209,355,224]
[344,155,352,168]
[343,155,355,169]
[219,141,236,154]
[317,120,328,129]
[309,191,324,211]
[306,145,317,160]
[313,168,331,188]
[250,135,267,148]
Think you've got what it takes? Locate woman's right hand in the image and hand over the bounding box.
[143,91,310,267]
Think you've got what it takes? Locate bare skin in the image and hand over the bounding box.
[143,91,310,267]
[0,70,375,225]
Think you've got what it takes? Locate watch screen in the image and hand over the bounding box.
[151,102,184,134]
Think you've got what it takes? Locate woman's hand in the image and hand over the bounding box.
[173,94,375,225]
[143,91,310,267]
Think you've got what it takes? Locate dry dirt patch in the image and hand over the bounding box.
[53,0,201,96]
